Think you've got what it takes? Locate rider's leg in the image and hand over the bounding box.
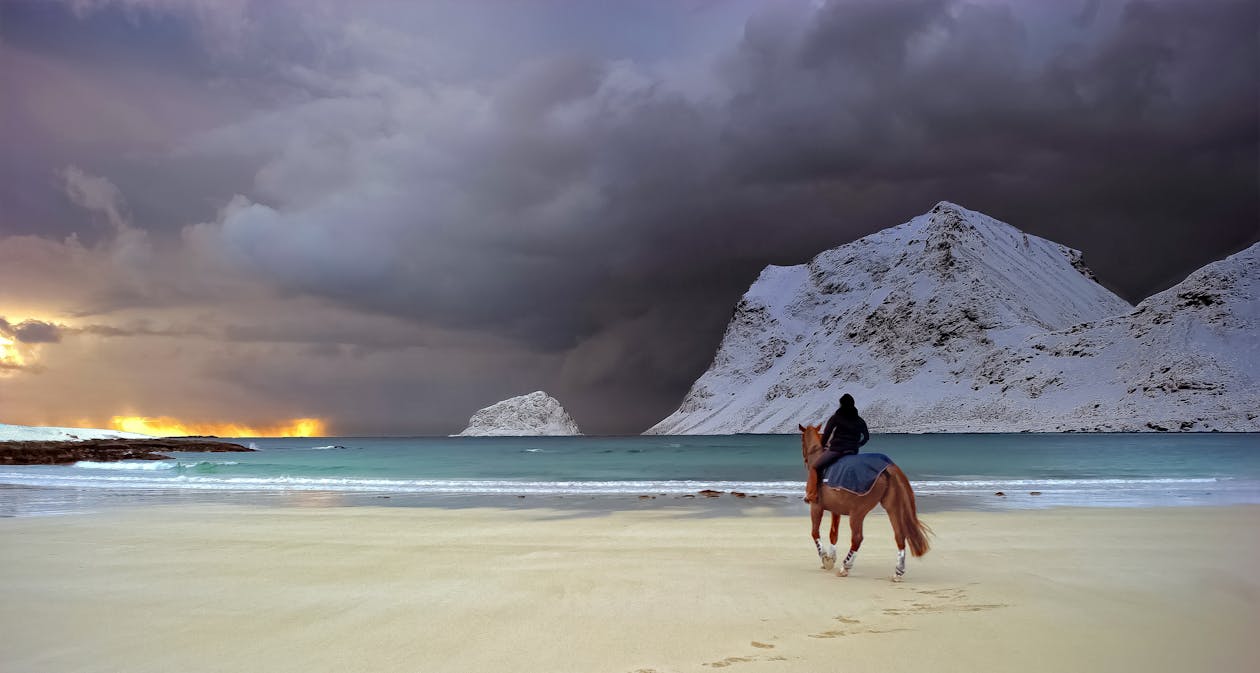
[810,450,843,496]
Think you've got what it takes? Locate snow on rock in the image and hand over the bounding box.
[455,391,582,436]
[0,423,154,442]
[646,202,1258,434]
[1001,241,1260,432]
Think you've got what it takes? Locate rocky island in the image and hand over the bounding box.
[455,391,582,436]
[0,424,254,465]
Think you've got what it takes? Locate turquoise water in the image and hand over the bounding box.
[2,433,1258,516]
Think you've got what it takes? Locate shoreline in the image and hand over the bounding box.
[1,504,1256,672]
[4,481,1257,519]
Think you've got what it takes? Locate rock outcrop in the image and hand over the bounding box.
[0,438,255,465]
[456,391,582,436]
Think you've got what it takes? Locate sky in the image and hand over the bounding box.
[1,0,1257,436]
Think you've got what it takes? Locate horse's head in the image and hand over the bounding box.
[798,423,824,465]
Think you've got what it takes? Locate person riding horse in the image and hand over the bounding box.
[798,418,929,580]
[808,393,869,502]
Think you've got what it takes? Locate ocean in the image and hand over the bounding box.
[2,433,1258,517]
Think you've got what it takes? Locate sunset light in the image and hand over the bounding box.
[110,416,327,438]
[0,335,25,370]
[0,2,1256,670]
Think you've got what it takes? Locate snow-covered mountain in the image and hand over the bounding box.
[997,241,1259,431]
[455,391,582,436]
[646,202,1258,434]
[0,423,153,442]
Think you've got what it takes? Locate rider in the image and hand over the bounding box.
[811,393,869,493]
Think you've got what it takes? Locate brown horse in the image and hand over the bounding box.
[799,423,931,581]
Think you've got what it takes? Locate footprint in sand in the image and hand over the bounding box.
[806,616,861,638]
[811,624,911,638]
[914,587,957,596]
[705,656,754,668]
[750,642,775,649]
[899,600,1007,613]
[883,587,1008,615]
[914,587,967,599]
[704,651,788,668]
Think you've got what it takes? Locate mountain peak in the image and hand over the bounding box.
[928,200,973,222]
[921,201,1020,245]
[645,203,1177,435]
[1131,241,1259,331]
[932,200,967,212]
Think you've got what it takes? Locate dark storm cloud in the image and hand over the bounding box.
[0,318,64,344]
[2,0,1256,433]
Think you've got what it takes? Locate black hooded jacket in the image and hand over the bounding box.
[821,411,869,457]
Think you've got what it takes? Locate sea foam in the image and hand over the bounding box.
[74,461,176,471]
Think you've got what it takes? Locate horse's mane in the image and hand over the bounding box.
[799,423,824,465]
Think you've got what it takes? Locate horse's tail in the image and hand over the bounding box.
[885,464,931,557]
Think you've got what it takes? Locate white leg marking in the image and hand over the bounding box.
[837,549,856,577]
[893,548,906,582]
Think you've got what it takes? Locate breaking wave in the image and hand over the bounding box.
[71,460,239,473]
[74,461,176,471]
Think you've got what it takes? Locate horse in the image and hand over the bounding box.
[799,423,931,581]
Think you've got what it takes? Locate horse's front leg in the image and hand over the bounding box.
[810,505,836,570]
[837,511,865,577]
[804,464,819,504]
[823,511,839,570]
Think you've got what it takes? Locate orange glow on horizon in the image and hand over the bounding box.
[110,416,327,438]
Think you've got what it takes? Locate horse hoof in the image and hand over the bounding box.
[821,556,836,570]
[891,574,903,583]
[836,567,849,577]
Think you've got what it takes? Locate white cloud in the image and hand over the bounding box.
[59,165,129,232]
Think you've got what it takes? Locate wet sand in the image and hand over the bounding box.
[1,504,1257,672]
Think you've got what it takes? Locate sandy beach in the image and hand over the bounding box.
[1,503,1257,673]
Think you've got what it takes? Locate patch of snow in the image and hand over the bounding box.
[455,391,582,436]
[0,423,154,442]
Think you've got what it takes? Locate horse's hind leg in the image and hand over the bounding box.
[885,495,908,582]
[882,483,912,582]
[889,520,907,581]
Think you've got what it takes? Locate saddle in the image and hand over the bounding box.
[822,453,893,496]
